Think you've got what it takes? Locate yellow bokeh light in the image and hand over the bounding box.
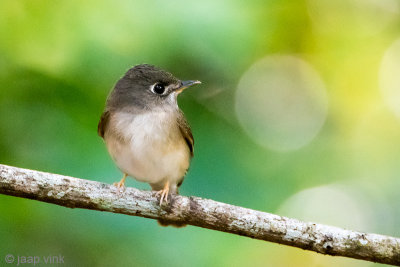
[380,38,400,120]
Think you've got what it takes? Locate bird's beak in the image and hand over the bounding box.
[175,80,201,94]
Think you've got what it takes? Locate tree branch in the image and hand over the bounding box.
[0,164,399,266]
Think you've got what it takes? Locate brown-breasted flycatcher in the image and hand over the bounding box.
[98,64,200,217]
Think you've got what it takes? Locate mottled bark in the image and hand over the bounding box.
[0,164,399,266]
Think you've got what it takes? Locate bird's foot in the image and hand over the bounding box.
[113,174,127,192]
[113,180,125,190]
[156,181,170,206]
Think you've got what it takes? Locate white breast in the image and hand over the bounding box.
[104,110,190,188]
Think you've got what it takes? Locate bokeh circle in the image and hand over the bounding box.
[380,38,400,120]
[235,55,328,152]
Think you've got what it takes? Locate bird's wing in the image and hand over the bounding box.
[177,111,194,157]
[98,110,110,138]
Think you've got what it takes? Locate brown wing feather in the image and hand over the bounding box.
[98,111,110,138]
[177,112,194,157]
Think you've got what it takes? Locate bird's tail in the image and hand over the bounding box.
[157,219,187,228]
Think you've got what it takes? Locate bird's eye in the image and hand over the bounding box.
[152,83,166,95]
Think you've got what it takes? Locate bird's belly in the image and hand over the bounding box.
[110,139,189,184]
[105,113,190,185]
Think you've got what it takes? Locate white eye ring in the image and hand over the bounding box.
[151,83,167,95]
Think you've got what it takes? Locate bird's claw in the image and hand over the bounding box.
[156,182,170,206]
[113,174,127,193]
[156,188,169,206]
[113,181,126,190]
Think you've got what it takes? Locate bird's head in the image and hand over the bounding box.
[107,64,201,111]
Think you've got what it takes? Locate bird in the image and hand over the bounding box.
[98,64,200,211]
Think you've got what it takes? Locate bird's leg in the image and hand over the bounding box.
[113,173,127,190]
[156,180,170,205]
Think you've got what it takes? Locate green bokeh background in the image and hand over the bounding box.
[1,0,399,266]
